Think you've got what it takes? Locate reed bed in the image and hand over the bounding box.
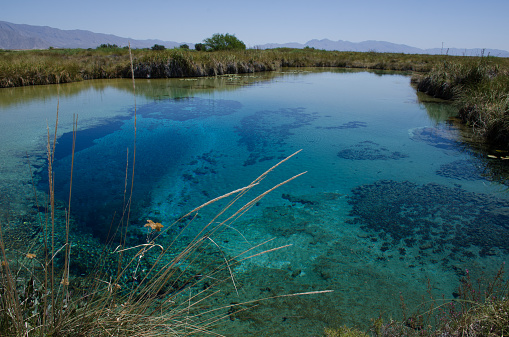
[413,55,509,147]
[0,48,469,88]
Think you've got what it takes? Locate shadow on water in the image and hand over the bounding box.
[417,92,509,187]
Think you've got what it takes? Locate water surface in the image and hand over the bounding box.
[1,69,508,335]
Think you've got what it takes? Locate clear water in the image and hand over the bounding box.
[1,69,509,335]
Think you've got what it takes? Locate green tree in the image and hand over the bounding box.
[203,33,246,51]
[179,44,190,50]
[151,44,166,51]
[194,43,207,51]
[97,43,120,49]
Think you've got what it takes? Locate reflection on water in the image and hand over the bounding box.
[0,73,280,109]
[1,68,509,335]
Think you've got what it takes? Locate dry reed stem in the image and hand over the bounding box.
[118,41,138,276]
[95,160,309,335]
[0,223,25,334]
[126,167,303,305]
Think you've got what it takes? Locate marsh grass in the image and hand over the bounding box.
[1,47,485,88]
[413,55,509,147]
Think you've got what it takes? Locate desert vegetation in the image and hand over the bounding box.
[203,33,246,51]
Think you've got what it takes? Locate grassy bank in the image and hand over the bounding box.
[0,47,457,88]
[412,55,509,147]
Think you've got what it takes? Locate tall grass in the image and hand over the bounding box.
[413,55,509,147]
[1,48,475,88]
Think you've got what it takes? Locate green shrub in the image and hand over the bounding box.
[203,33,246,51]
[97,43,120,49]
[151,44,166,51]
[194,43,206,51]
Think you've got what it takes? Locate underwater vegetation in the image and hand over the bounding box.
[348,180,509,262]
[316,121,368,130]
[436,159,487,181]
[337,141,409,160]
[409,126,463,151]
[235,107,318,166]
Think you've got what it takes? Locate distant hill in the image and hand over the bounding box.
[257,38,509,58]
[1,21,508,58]
[0,21,192,49]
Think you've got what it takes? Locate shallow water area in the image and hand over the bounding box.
[1,69,509,335]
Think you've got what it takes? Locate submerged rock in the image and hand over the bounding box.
[235,107,318,166]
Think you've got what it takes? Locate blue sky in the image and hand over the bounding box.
[2,0,508,51]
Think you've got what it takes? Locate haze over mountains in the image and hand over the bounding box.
[1,21,508,57]
[0,21,188,50]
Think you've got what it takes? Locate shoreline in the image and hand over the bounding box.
[2,48,508,149]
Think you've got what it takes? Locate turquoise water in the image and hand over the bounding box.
[1,69,509,335]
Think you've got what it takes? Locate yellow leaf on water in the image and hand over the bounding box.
[144,219,163,232]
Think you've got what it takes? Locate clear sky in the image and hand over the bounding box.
[2,0,508,51]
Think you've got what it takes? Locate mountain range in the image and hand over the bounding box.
[0,21,188,50]
[257,39,509,58]
[1,21,508,57]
